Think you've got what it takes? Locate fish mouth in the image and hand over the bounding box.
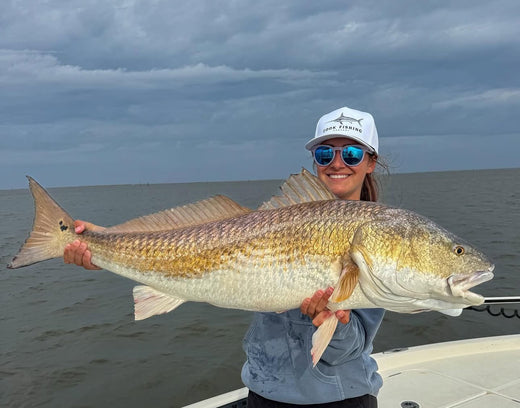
[447,266,495,304]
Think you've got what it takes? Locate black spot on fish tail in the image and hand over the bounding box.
[59,220,69,232]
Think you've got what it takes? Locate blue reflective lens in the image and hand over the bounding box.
[342,146,364,166]
[313,145,365,167]
[313,146,335,166]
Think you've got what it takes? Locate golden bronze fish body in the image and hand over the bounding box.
[8,170,494,364]
[81,200,383,311]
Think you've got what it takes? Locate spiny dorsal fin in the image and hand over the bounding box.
[259,168,336,210]
[105,195,251,233]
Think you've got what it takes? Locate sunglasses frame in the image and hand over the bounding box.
[311,144,371,167]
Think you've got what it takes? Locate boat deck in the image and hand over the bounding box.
[184,335,520,408]
[375,335,520,408]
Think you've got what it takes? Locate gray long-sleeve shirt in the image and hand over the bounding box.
[241,308,384,404]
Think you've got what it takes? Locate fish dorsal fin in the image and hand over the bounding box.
[259,168,336,210]
[105,195,251,233]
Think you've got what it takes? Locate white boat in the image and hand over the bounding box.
[376,334,520,408]
[184,334,520,408]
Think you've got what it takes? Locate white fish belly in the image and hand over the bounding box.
[94,254,344,312]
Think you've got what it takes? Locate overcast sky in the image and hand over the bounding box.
[1,0,519,189]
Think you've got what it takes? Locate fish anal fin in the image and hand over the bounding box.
[107,195,251,233]
[331,261,359,303]
[259,168,336,210]
[133,285,185,321]
[311,314,338,366]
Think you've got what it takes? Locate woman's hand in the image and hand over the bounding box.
[63,220,103,270]
[300,287,351,326]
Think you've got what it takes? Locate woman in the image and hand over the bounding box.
[242,107,384,407]
[64,106,385,407]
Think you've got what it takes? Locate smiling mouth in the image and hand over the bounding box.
[328,174,350,179]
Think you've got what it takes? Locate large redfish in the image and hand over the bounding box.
[8,169,494,365]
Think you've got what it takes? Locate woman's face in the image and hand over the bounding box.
[315,137,376,200]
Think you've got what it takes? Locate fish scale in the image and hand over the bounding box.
[83,200,367,280]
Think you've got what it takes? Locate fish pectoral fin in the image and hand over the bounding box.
[311,314,338,366]
[133,285,185,321]
[331,261,359,303]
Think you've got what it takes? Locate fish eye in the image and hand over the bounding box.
[454,245,465,255]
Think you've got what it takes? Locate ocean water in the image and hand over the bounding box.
[1,168,519,407]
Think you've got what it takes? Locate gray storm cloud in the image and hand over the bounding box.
[1,0,519,188]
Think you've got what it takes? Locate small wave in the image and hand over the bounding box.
[34,323,113,341]
[89,358,110,365]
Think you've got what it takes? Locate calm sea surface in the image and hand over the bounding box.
[1,168,519,407]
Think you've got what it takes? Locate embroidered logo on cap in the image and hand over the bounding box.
[326,113,363,126]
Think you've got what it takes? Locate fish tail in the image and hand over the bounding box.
[8,177,75,269]
[311,314,339,366]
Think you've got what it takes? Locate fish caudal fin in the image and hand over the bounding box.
[8,177,75,269]
[133,285,185,321]
[311,314,338,366]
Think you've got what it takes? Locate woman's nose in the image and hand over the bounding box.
[330,150,346,168]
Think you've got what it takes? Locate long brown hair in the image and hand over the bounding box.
[361,155,388,202]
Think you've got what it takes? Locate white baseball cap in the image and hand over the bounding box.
[305,106,379,154]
